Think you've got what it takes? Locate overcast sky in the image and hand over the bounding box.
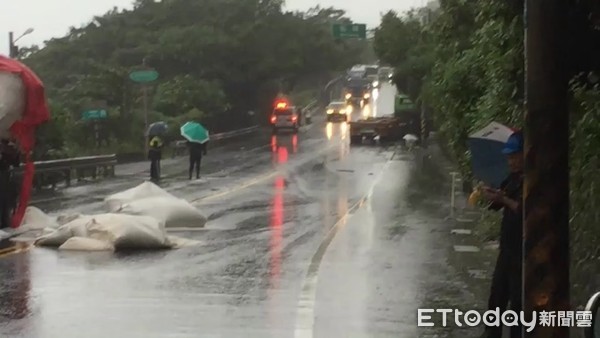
[0,0,423,55]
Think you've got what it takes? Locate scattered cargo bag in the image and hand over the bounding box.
[86,213,170,250]
[104,181,173,211]
[116,196,207,229]
[59,237,114,251]
[34,215,93,247]
[20,206,59,231]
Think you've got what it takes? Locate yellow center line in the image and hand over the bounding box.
[0,242,32,258]
[191,141,339,204]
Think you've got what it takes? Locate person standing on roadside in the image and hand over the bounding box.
[480,130,524,338]
[0,139,20,229]
[148,135,163,182]
[188,141,207,180]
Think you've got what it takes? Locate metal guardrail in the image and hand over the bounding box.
[211,125,259,141]
[13,154,117,190]
[18,89,326,190]
[172,125,260,157]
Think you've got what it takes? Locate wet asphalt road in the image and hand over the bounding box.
[0,83,488,338]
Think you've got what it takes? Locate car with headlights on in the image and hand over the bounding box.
[326,101,352,122]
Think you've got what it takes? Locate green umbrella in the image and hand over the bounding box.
[180,121,210,144]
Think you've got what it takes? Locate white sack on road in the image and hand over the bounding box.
[34,215,93,247]
[35,214,170,250]
[167,235,202,249]
[116,196,207,228]
[56,213,86,226]
[86,214,170,250]
[104,181,174,211]
[35,225,73,247]
[20,206,59,231]
[59,237,114,251]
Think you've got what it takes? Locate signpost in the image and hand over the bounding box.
[82,100,108,148]
[81,109,107,120]
[129,59,159,154]
[129,70,159,83]
[332,23,367,39]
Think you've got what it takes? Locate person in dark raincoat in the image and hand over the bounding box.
[148,135,163,182]
[188,141,207,180]
[0,139,21,229]
[480,131,524,338]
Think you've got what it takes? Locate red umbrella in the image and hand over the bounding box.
[0,55,51,228]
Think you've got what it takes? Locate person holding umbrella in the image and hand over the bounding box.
[147,122,167,182]
[180,121,209,180]
[477,130,524,338]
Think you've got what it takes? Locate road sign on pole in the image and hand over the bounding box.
[81,109,108,120]
[129,60,158,155]
[332,23,367,39]
[129,69,159,83]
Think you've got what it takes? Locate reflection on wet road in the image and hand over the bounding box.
[0,83,483,338]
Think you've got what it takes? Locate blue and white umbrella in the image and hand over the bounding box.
[467,122,516,188]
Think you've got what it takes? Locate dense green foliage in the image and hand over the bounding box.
[374,0,600,306]
[22,0,369,158]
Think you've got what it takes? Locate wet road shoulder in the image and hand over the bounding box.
[294,149,396,338]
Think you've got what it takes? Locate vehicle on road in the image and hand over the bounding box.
[326,101,352,122]
[364,65,378,77]
[378,66,393,81]
[367,74,380,88]
[270,99,299,134]
[348,115,407,145]
[347,65,366,80]
[365,65,379,87]
[344,78,372,107]
[394,94,420,139]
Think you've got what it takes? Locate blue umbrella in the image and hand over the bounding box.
[147,121,168,136]
[467,122,516,188]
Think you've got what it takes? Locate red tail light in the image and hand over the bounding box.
[292,115,298,122]
[271,115,276,123]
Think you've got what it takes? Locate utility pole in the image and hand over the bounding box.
[8,32,16,58]
[142,57,149,156]
[523,1,570,337]
[8,29,34,58]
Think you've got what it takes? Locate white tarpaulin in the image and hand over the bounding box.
[0,72,25,138]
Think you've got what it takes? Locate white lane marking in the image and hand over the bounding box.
[450,229,472,235]
[453,245,481,252]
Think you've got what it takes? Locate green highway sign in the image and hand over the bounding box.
[82,109,108,120]
[332,23,367,39]
[129,69,159,83]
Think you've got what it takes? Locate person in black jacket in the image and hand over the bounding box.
[480,131,524,338]
[188,141,207,180]
[148,136,163,182]
[0,139,21,229]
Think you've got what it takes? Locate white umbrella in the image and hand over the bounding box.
[0,72,25,139]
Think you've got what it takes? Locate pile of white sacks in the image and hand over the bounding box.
[20,182,207,252]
